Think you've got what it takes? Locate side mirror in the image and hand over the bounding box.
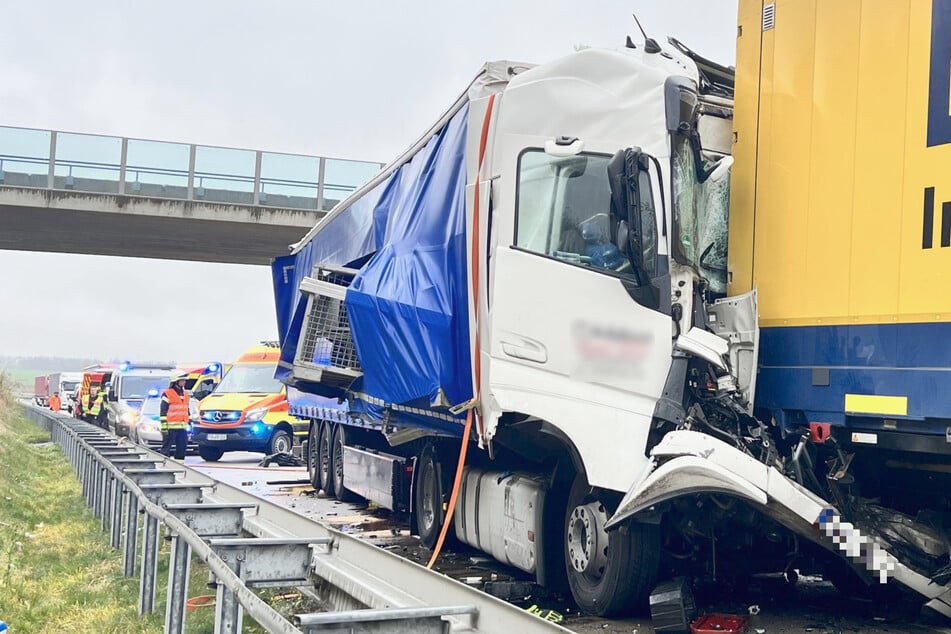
[704,155,734,183]
[607,148,652,286]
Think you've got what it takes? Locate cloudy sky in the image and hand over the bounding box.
[0,0,738,364]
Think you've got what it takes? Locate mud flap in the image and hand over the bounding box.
[608,430,951,617]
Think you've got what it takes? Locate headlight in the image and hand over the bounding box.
[244,407,268,423]
[120,412,137,425]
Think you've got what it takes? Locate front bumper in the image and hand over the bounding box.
[137,423,199,453]
[608,430,951,618]
[193,423,271,452]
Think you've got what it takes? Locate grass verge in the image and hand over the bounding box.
[0,375,317,632]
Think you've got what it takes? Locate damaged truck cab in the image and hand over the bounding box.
[274,3,951,619]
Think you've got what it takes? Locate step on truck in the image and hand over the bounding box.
[273,1,951,618]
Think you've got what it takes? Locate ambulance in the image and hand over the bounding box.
[193,342,307,461]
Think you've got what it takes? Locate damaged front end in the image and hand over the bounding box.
[610,296,951,617]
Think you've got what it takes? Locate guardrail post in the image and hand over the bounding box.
[139,514,160,615]
[164,531,192,634]
[80,449,91,500]
[110,480,124,549]
[101,471,113,531]
[85,452,95,504]
[214,555,242,634]
[94,464,105,518]
[123,493,139,577]
[47,130,56,189]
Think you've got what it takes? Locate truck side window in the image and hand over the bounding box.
[515,150,630,275]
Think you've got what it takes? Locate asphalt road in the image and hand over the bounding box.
[184,451,951,634]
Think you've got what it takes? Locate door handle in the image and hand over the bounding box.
[501,339,548,363]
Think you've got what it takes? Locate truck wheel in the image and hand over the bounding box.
[564,474,659,617]
[331,424,358,502]
[199,446,224,462]
[415,444,445,549]
[269,429,293,455]
[307,423,320,489]
[318,421,334,496]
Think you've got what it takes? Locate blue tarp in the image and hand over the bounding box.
[272,105,473,429]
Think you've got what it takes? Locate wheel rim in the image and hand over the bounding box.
[419,461,436,533]
[567,501,610,582]
[274,433,290,454]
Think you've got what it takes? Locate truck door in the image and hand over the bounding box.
[486,144,673,490]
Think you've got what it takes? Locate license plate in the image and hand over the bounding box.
[207,434,227,441]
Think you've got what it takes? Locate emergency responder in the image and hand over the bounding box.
[81,385,106,428]
[48,391,62,412]
[160,373,191,461]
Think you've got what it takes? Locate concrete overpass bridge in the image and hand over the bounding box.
[0,126,381,265]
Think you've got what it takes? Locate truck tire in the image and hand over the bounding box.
[318,421,334,496]
[307,423,320,489]
[414,444,445,549]
[564,474,659,617]
[269,429,293,455]
[199,446,224,462]
[331,424,358,502]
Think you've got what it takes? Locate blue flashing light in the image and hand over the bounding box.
[207,363,220,373]
[119,361,132,371]
[251,423,262,435]
[147,388,160,397]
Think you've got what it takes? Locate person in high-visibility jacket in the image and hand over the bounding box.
[48,392,62,412]
[160,374,191,461]
[81,385,106,428]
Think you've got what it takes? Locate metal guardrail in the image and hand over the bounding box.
[0,125,383,211]
[21,405,571,634]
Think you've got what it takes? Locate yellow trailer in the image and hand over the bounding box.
[731,0,951,490]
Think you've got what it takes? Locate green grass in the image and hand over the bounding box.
[0,375,319,632]
[1,369,57,394]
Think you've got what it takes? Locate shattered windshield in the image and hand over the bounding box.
[670,135,730,294]
[671,136,700,266]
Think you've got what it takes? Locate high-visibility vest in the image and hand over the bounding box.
[162,388,190,429]
[49,395,61,411]
[82,393,103,416]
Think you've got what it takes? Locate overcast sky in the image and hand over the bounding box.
[0,0,738,364]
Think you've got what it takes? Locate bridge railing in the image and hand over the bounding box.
[0,126,382,212]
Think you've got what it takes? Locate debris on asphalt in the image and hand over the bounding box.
[525,604,564,624]
[689,613,750,634]
[483,580,537,600]
[258,453,306,467]
[649,576,696,632]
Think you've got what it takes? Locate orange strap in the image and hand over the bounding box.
[427,94,496,570]
[426,408,474,569]
[470,92,495,437]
